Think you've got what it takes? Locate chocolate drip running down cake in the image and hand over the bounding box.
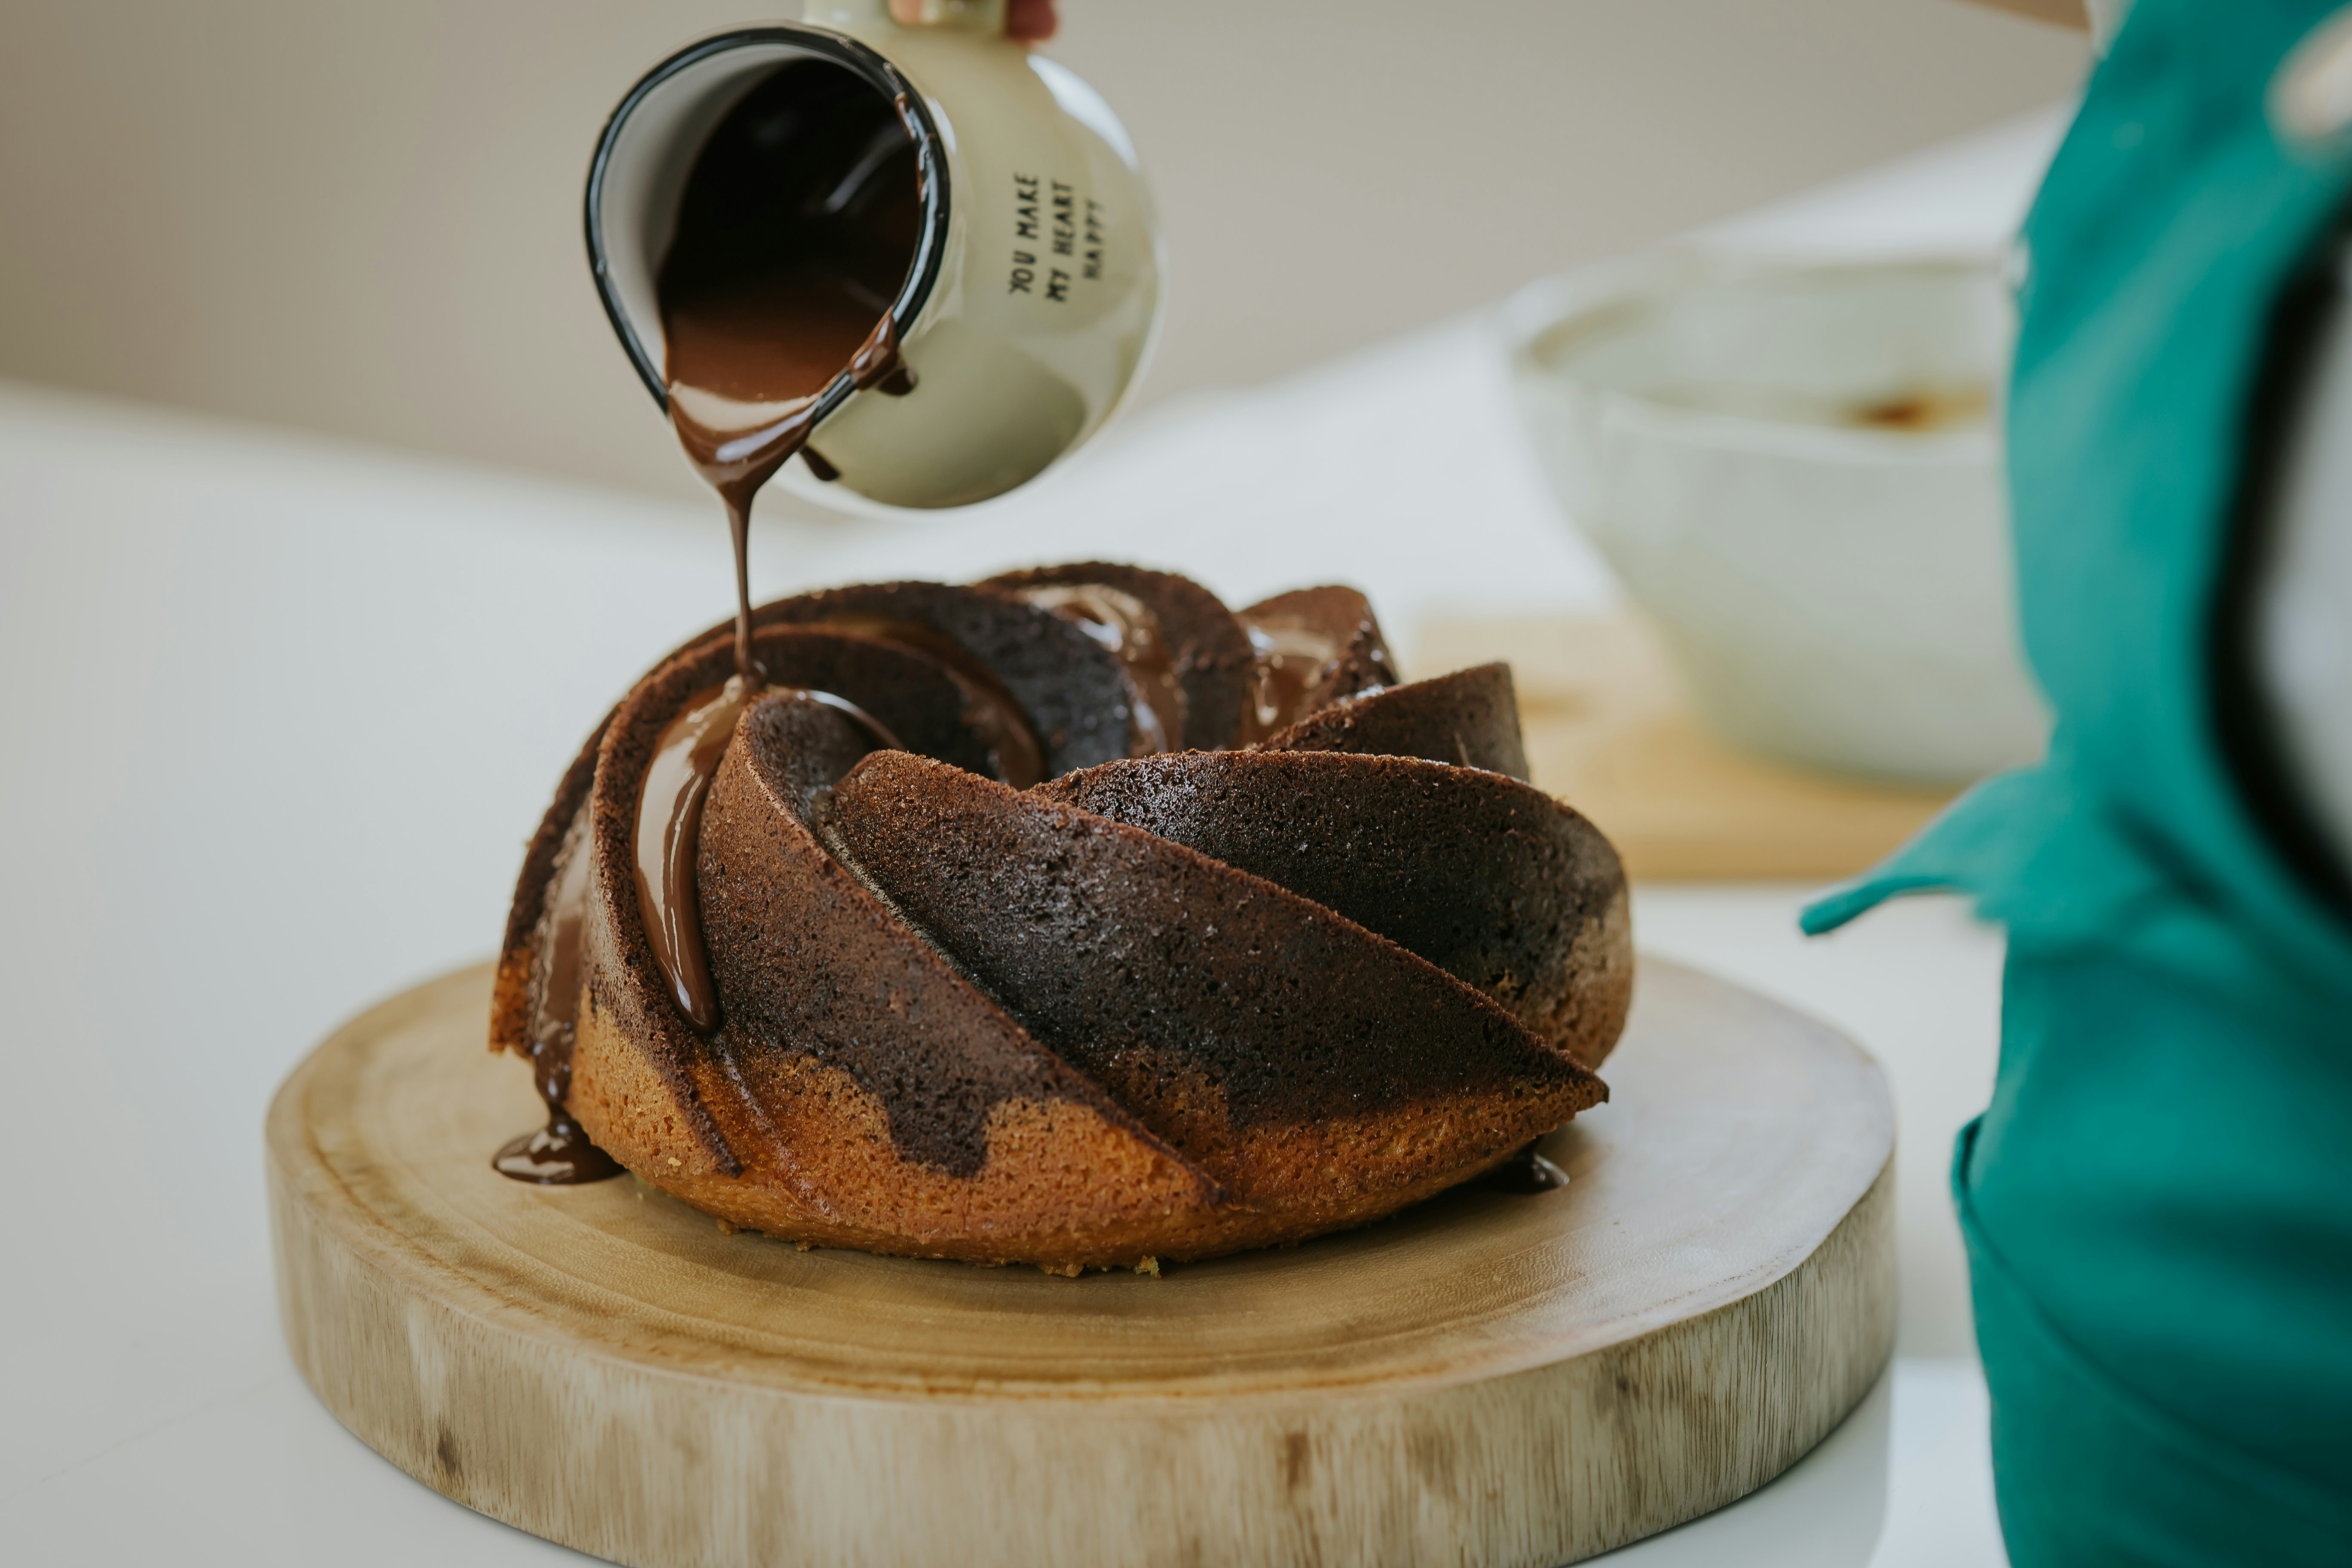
[490,565,1631,1271]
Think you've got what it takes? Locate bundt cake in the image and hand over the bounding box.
[489,564,1631,1272]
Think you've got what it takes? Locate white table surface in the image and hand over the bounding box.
[0,108,2068,1565]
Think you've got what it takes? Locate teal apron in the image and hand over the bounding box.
[1803,1,2352,1560]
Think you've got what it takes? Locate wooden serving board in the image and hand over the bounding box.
[1416,613,1958,881]
[268,958,1894,1568]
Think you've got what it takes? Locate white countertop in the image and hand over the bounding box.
[0,108,2066,1565]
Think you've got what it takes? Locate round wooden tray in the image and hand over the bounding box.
[267,957,1893,1568]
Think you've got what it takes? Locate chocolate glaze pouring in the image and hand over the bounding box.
[634,678,760,1031]
[503,50,932,1115]
[657,58,924,681]
[635,678,904,1033]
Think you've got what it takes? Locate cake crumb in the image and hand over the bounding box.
[1038,1261,1084,1278]
[1133,1256,1161,1277]
[715,1217,738,1235]
[795,1240,815,1252]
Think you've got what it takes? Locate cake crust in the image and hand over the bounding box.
[1039,747,1632,1067]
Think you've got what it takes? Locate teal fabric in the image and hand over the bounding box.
[1802,0,2352,1560]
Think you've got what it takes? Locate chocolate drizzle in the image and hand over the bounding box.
[1012,583,1182,753]
[1237,587,1398,743]
[493,1111,624,1185]
[634,676,902,1030]
[617,58,930,1036]
[495,823,623,1184]
[657,58,923,681]
[813,616,1044,787]
[1242,617,1342,739]
[634,678,759,1030]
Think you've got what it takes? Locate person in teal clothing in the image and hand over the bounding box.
[1808,0,2352,1560]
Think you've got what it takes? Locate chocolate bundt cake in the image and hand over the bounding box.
[490,565,1631,1271]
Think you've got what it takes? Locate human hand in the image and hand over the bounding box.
[888,0,1058,43]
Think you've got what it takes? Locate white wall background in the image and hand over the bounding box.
[0,1,2085,502]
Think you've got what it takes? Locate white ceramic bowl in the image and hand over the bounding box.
[1504,251,2049,785]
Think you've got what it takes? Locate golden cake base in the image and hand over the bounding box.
[267,958,1894,1568]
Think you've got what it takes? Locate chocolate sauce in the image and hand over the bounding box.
[493,1116,623,1185]
[1236,589,1397,742]
[496,825,624,1184]
[633,677,759,1030]
[616,60,928,1033]
[657,58,924,680]
[1241,619,1341,741]
[1012,584,1182,753]
[637,680,903,1030]
[1479,1140,1570,1194]
[815,616,1044,787]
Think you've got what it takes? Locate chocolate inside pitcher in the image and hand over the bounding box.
[659,57,923,677]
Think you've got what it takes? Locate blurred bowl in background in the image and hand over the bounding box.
[1503,251,2048,785]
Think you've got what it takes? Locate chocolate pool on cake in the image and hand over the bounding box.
[490,564,1630,1273]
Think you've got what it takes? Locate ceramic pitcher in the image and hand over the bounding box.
[585,0,1164,510]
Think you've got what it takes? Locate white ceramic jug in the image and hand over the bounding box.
[585,0,1164,510]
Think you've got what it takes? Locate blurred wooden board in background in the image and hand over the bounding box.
[1416,613,1956,882]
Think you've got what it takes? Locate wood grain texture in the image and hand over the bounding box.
[1416,614,1957,881]
[268,957,1895,1568]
